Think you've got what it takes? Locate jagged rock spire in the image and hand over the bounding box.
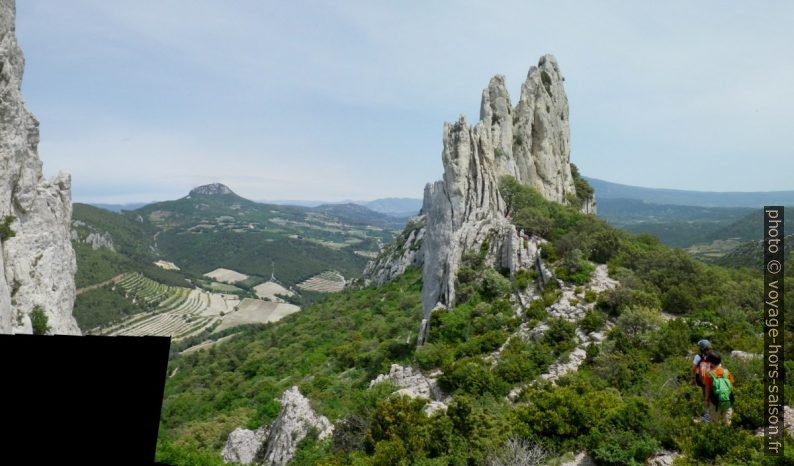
[0,0,79,334]
[418,55,588,344]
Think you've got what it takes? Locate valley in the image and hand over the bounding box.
[71,184,408,348]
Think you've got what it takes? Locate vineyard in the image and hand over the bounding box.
[296,270,346,293]
[92,273,241,341]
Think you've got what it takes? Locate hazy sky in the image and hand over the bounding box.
[16,1,794,203]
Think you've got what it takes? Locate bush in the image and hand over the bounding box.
[0,215,16,241]
[481,269,511,301]
[616,307,663,339]
[440,357,508,396]
[30,306,50,335]
[580,309,605,334]
[555,249,595,285]
[415,343,454,370]
[514,269,532,291]
[543,319,576,355]
[587,428,659,466]
[650,318,690,362]
[661,285,694,314]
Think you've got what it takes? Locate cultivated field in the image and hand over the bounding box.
[204,268,249,283]
[254,281,294,301]
[93,273,301,341]
[94,273,240,341]
[154,260,180,270]
[214,298,300,332]
[297,270,346,293]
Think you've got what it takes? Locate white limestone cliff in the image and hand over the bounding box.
[0,0,79,335]
[417,55,592,344]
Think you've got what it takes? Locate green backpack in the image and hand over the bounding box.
[708,369,733,410]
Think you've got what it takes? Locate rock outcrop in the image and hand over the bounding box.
[71,222,115,252]
[369,363,449,415]
[0,0,79,334]
[222,427,270,465]
[190,183,234,196]
[646,450,681,466]
[363,215,425,285]
[260,386,333,465]
[223,386,333,465]
[404,55,593,344]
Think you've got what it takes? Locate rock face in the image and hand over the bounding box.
[363,215,425,285]
[0,0,79,335]
[190,183,234,196]
[222,427,270,465]
[417,55,592,344]
[646,450,680,466]
[260,386,333,465]
[223,386,333,465]
[369,363,449,415]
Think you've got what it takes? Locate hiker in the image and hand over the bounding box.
[691,340,712,422]
[703,351,735,425]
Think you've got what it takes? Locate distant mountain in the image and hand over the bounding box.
[360,198,422,218]
[89,202,152,212]
[596,198,754,248]
[313,203,408,230]
[588,177,794,207]
[263,197,423,218]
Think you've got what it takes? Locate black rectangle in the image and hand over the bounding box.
[0,334,170,464]
[764,206,784,456]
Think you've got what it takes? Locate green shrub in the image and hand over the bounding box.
[555,249,595,285]
[662,286,695,315]
[616,307,663,338]
[587,428,659,466]
[650,318,690,362]
[0,215,16,241]
[415,343,454,370]
[583,289,598,303]
[514,269,531,291]
[543,318,576,355]
[580,309,605,334]
[526,299,548,320]
[440,357,508,396]
[30,306,50,335]
[481,269,511,301]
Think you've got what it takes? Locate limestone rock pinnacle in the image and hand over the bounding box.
[0,0,79,335]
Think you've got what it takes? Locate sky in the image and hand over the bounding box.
[15,1,794,204]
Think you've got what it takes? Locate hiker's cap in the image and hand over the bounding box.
[698,339,711,350]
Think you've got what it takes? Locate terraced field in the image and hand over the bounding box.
[94,273,240,341]
[296,270,346,293]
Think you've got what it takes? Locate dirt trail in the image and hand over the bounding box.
[76,273,127,295]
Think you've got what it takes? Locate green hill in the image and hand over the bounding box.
[71,184,407,334]
[596,198,753,248]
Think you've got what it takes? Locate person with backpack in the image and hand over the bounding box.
[702,351,735,425]
[691,340,713,422]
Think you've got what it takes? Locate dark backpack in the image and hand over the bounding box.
[708,369,733,410]
[694,359,709,387]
